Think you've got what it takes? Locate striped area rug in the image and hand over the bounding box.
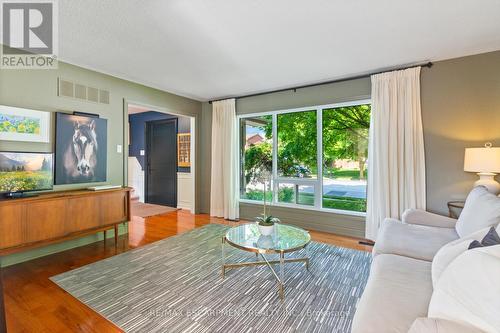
[51,224,371,333]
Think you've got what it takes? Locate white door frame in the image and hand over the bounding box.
[123,99,197,214]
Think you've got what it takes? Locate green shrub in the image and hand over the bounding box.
[242,189,272,202]
[278,187,294,202]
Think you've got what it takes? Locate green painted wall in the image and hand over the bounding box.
[0,61,202,267]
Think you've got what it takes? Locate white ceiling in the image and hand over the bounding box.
[60,0,500,102]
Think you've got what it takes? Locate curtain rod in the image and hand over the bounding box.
[208,61,433,104]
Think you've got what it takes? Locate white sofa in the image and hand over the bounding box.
[352,187,500,333]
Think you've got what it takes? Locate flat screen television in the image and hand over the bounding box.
[0,151,53,197]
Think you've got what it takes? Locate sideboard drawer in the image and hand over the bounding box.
[0,204,24,249]
[101,191,127,225]
[66,196,101,233]
[25,200,67,243]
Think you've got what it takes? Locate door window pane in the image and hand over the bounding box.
[297,185,314,206]
[322,104,370,212]
[277,110,317,178]
[278,183,315,206]
[240,116,273,202]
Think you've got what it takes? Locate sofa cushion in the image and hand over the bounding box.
[402,208,458,228]
[428,245,500,333]
[408,318,486,333]
[456,186,500,237]
[373,218,459,261]
[431,226,493,288]
[351,254,433,333]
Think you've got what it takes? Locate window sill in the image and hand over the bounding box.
[238,199,367,218]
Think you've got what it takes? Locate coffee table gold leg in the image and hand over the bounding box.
[221,237,226,279]
[279,251,285,300]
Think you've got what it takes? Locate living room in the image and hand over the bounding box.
[0,1,499,333]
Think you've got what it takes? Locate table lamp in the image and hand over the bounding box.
[464,143,500,195]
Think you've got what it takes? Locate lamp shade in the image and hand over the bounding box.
[464,147,500,173]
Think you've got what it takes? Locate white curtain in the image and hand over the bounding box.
[366,67,426,241]
[210,98,239,220]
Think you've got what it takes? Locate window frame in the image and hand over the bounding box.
[237,98,371,217]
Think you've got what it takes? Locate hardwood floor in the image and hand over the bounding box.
[0,266,5,333]
[1,210,371,333]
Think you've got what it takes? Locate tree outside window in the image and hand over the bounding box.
[239,102,371,214]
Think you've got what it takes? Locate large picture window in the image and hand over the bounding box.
[239,100,371,215]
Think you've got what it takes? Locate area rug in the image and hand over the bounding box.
[131,201,178,218]
[51,224,372,333]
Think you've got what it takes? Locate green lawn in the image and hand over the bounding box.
[298,192,366,212]
[322,196,366,212]
[242,189,366,212]
[324,168,364,180]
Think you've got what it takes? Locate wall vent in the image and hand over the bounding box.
[99,89,110,104]
[59,79,74,98]
[87,87,99,103]
[58,78,110,105]
[75,84,87,100]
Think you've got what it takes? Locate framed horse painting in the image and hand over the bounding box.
[55,112,107,185]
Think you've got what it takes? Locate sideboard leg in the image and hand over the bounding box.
[114,225,119,249]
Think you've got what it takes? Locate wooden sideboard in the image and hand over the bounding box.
[0,265,5,333]
[0,187,131,255]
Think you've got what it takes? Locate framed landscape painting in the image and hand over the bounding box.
[0,105,51,143]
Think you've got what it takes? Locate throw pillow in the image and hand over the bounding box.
[455,186,500,238]
[468,227,500,250]
[468,240,483,250]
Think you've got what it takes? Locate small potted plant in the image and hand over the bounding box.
[255,178,280,236]
[256,214,280,236]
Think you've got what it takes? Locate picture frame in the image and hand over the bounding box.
[54,112,108,185]
[0,105,51,143]
[177,133,191,167]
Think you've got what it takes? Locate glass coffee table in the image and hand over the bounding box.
[221,223,311,300]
